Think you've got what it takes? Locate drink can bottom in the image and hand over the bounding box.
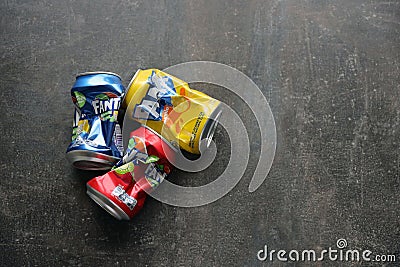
[86,183,130,220]
[66,150,120,171]
[199,107,222,149]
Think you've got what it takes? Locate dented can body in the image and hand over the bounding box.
[122,69,222,154]
[86,127,174,220]
[66,72,125,170]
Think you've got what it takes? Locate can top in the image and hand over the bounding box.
[86,185,130,220]
[76,71,121,79]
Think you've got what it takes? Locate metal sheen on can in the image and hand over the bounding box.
[86,127,174,220]
[122,69,222,154]
[66,71,125,170]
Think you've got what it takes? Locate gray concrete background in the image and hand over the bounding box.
[0,0,399,266]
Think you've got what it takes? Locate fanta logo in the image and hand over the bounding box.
[133,72,176,120]
[144,163,166,187]
[92,98,120,115]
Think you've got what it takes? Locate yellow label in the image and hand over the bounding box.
[124,69,220,154]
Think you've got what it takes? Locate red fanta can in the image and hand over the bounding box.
[86,127,174,220]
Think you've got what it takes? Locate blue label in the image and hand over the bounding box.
[67,73,125,159]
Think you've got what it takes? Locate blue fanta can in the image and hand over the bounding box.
[66,72,125,170]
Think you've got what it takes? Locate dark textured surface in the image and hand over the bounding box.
[0,0,399,266]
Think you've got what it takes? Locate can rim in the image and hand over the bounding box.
[66,150,120,171]
[76,71,122,79]
[86,184,130,220]
[199,105,222,148]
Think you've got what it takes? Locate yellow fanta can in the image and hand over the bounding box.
[122,69,222,154]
